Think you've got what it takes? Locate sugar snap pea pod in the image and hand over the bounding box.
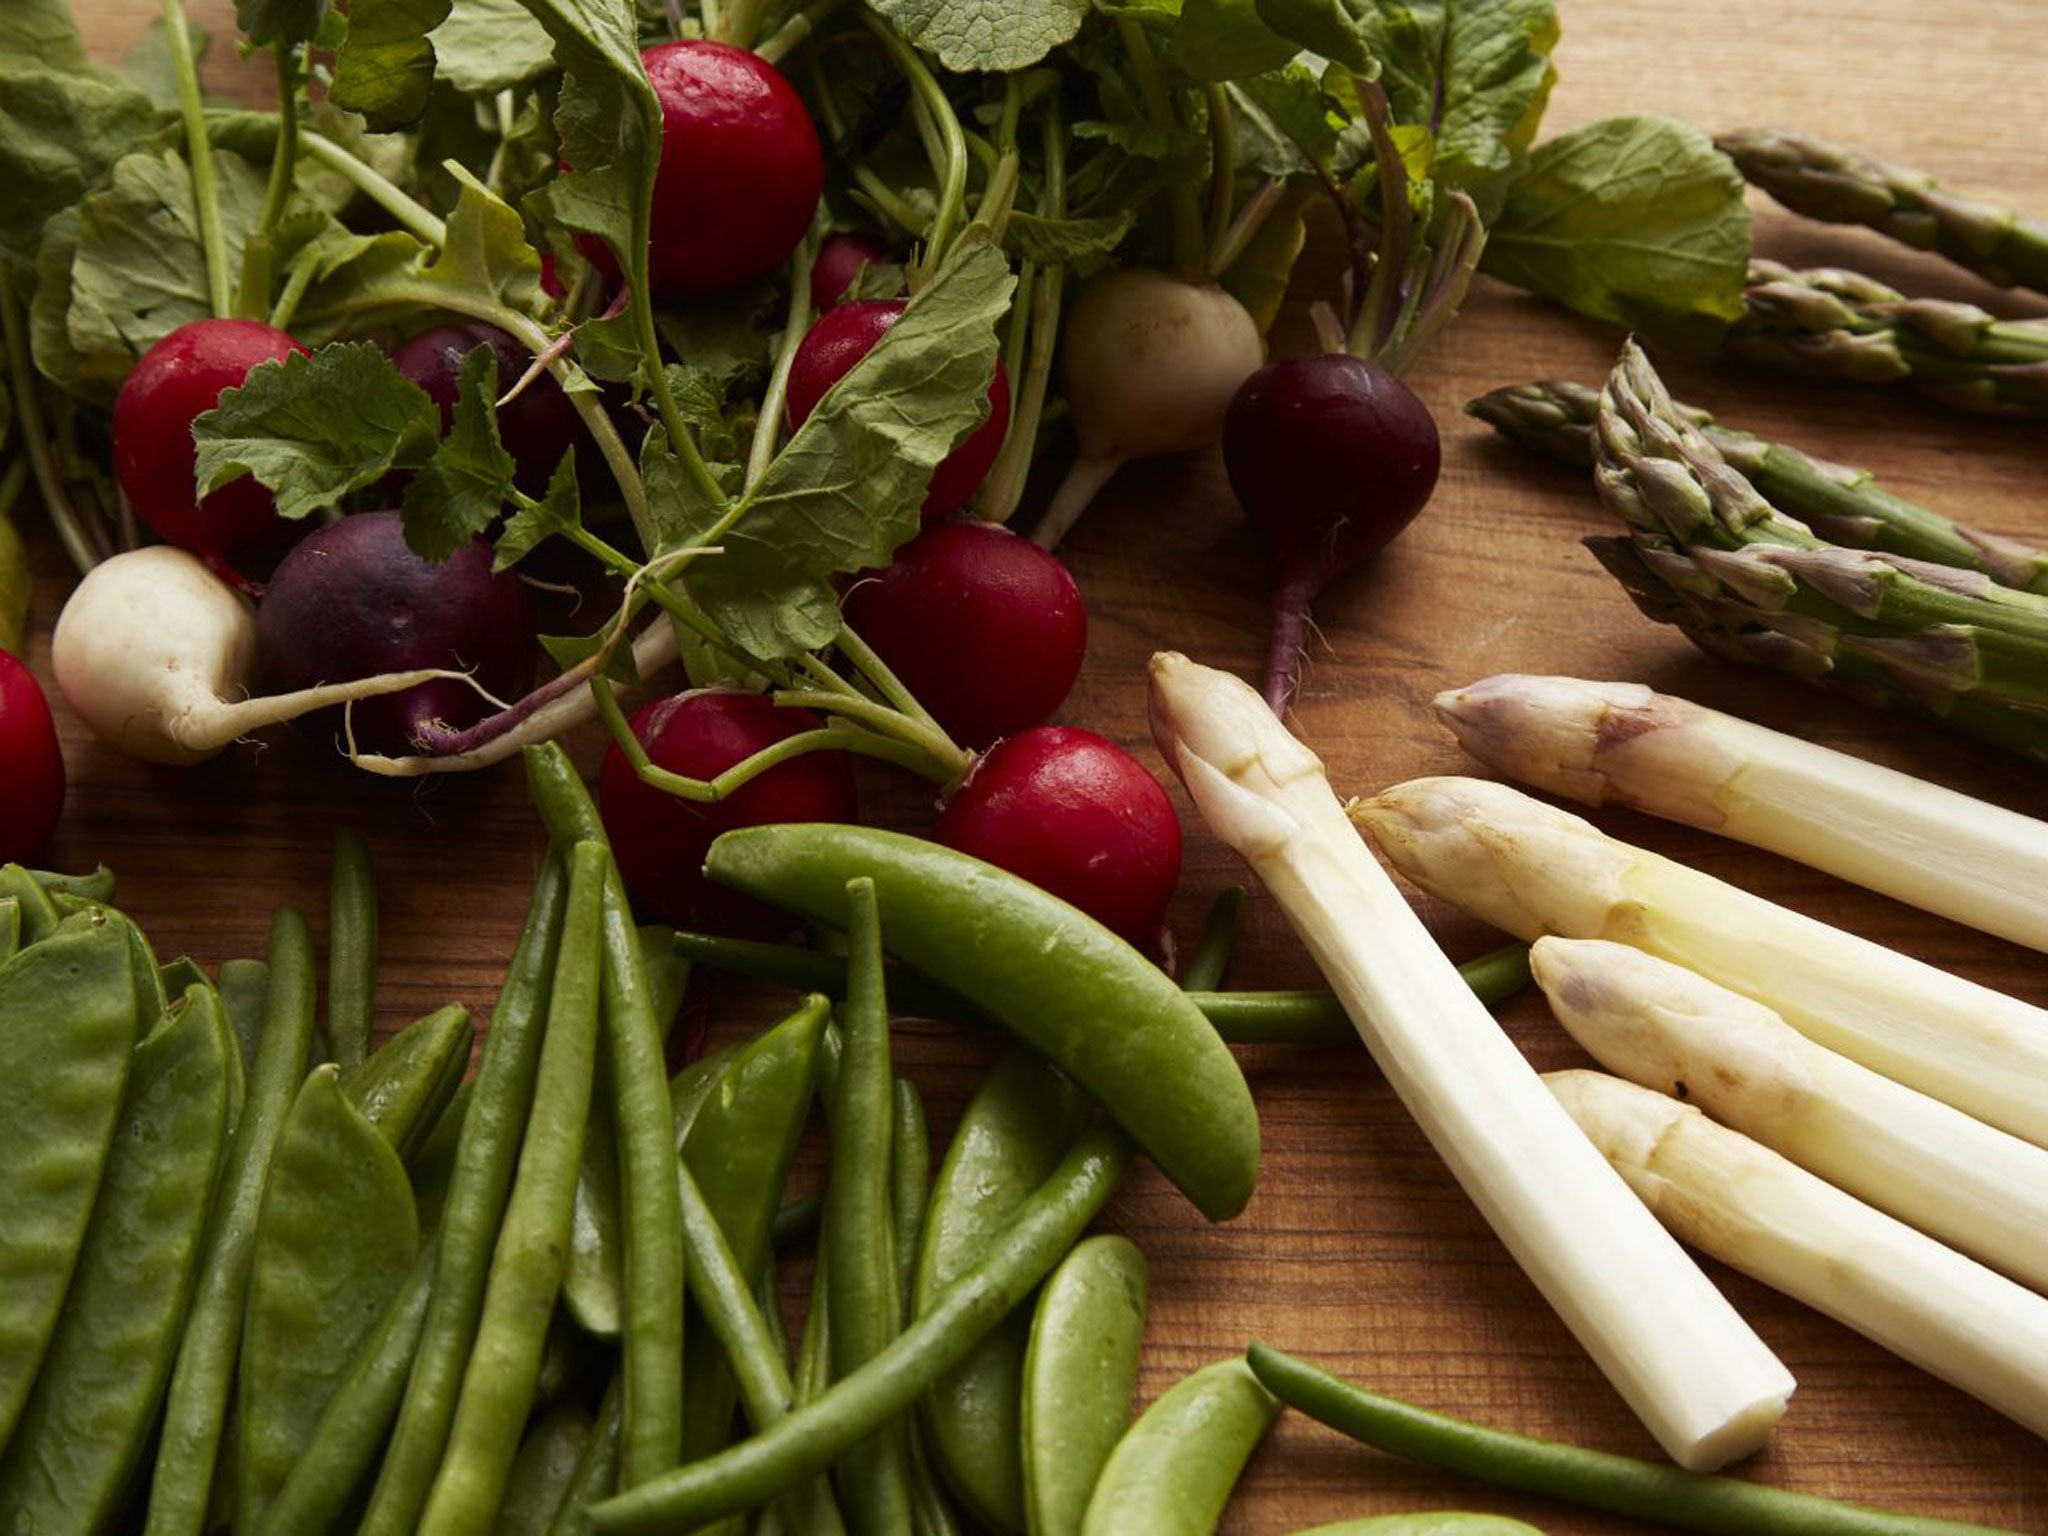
[528,743,688,1488]
[1021,1234,1150,1536]
[825,877,915,1536]
[1078,1357,1279,1536]
[590,1124,1135,1536]
[144,905,316,1536]
[0,860,61,943]
[0,895,17,962]
[160,954,210,997]
[29,863,117,903]
[548,1377,624,1536]
[417,840,608,1536]
[341,1003,476,1163]
[916,1047,1092,1533]
[498,1402,595,1536]
[257,1250,434,1536]
[1245,1342,2017,1536]
[359,855,567,1536]
[239,1063,421,1531]
[216,956,270,1079]
[0,917,138,1452]
[328,828,379,1072]
[1181,887,1245,992]
[0,983,232,1535]
[1286,1519,1546,1535]
[705,826,1260,1220]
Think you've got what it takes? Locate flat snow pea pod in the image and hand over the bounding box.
[0,913,140,1451]
[0,859,61,944]
[704,825,1261,1221]
[238,1064,421,1532]
[0,983,233,1536]
[916,1047,1092,1533]
[1078,1357,1279,1536]
[417,840,608,1536]
[341,1002,476,1164]
[145,904,317,1536]
[1286,1519,1547,1535]
[160,954,211,998]
[1021,1234,1149,1536]
[358,855,567,1536]
[29,864,117,903]
[497,1402,595,1536]
[328,827,379,1073]
[590,1124,1136,1536]
[411,1081,471,1233]
[216,956,270,1079]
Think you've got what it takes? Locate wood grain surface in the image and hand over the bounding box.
[33,1,2048,1529]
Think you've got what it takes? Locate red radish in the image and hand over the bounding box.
[841,522,1085,750]
[787,300,1011,520]
[599,690,857,936]
[640,41,823,295]
[810,232,894,308]
[391,322,582,497]
[0,649,64,864]
[539,252,568,300]
[255,511,535,758]
[112,319,308,562]
[1222,352,1441,713]
[934,726,1181,949]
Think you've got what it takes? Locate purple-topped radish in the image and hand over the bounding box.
[391,323,581,496]
[255,512,535,758]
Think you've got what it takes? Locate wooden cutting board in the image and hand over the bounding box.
[35,1,2048,1528]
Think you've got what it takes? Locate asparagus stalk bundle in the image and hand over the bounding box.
[1717,127,2048,295]
[1350,775,2048,1149]
[1147,652,1794,1473]
[1549,1069,2048,1444]
[1434,674,2048,954]
[1728,259,2048,415]
[1466,378,2048,592]
[1532,937,2048,1295]
[1586,339,2048,761]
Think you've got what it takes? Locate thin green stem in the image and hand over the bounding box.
[1,287,105,574]
[832,623,955,746]
[980,103,1066,525]
[1350,82,1413,361]
[0,456,28,519]
[1203,82,1235,273]
[754,0,850,66]
[239,43,304,320]
[633,300,729,513]
[806,56,928,237]
[162,0,233,318]
[866,15,968,283]
[1119,18,1204,277]
[748,232,818,493]
[769,689,966,781]
[267,249,319,331]
[300,130,448,247]
[1210,175,1284,277]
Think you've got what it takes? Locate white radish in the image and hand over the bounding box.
[52,546,485,766]
[1032,270,1264,550]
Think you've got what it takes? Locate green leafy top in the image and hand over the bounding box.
[865,0,1094,73]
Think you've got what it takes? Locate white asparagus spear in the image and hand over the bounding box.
[1435,674,2048,954]
[1532,936,2048,1294]
[1352,776,2048,1149]
[1549,1069,2048,1444]
[1146,652,1793,1471]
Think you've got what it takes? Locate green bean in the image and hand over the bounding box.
[548,1379,624,1536]
[795,1249,832,1408]
[498,1402,596,1536]
[824,877,915,1534]
[410,1081,471,1234]
[772,1191,823,1252]
[159,954,210,998]
[418,840,609,1536]
[891,1076,930,1310]
[239,1064,421,1530]
[1245,1343,2022,1536]
[907,1418,966,1536]
[328,827,380,1073]
[916,1048,1091,1533]
[359,855,569,1536]
[669,929,971,1019]
[0,983,232,1536]
[341,1002,476,1163]
[0,894,17,961]
[1021,1234,1149,1536]
[1181,886,1245,992]
[145,905,317,1536]
[28,863,117,904]
[591,1124,1135,1535]
[1285,1519,1546,1535]
[1079,1356,1278,1534]
[528,743,688,1488]
[216,956,270,1079]
[258,1252,434,1536]
[0,860,61,943]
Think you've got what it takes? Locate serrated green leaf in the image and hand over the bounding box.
[417,169,545,311]
[192,343,443,520]
[1253,0,1378,74]
[431,0,555,93]
[0,0,93,73]
[1002,208,1135,272]
[330,0,452,131]
[239,0,329,47]
[1172,0,1297,81]
[120,19,207,111]
[401,344,516,560]
[494,450,581,570]
[540,619,639,685]
[1481,114,1751,351]
[1220,177,1316,331]
[0,70,165,262]
[1227,65,1343,177]
[664,234,1016,662]
[865,0,1091,72]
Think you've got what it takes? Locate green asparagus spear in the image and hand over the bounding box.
[1717,126,2048,295]
[1467,378,2048,591]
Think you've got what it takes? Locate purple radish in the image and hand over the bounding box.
[1222,353,1441,713]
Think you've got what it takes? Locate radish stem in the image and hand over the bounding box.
[983,106,1067,526]
[299,131,449,248]
[1204,83,1235,271]
[240,44,305,320]
[867,15,968,284]
[747,232,817,494]
[161,0,232,318]
[754,0,849,67]
[1120,18,1205,276]
[1,288,106,574]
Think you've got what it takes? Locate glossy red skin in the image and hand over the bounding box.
[786,300,1012,520]
[391,322,582,497]
[0,649,64,865]
[1222,352,1442,592]
[600,690,857,937]
[112,319,308,559]
[641,41,823,295]
[255,511,535,758]
[841,522,1086,750]
[934,726,1181,949]
[810,232,894,308]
